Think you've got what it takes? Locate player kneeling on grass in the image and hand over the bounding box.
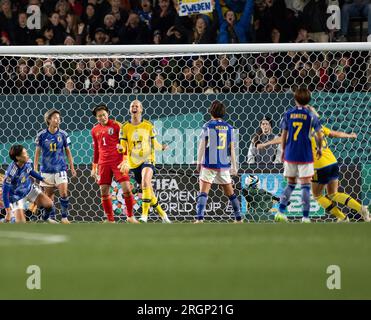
[2,145,57,223]
[195,100,242,223]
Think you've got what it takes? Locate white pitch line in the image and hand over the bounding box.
[0,231,68,245]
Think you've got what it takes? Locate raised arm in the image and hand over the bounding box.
[238,0,254,29]
[214,0,225,26]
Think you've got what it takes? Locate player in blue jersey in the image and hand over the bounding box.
[34,109,76,224]
[195,100,242,223]
[2,145,57,223]
[276,88,323,223]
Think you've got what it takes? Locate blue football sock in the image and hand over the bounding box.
[229,194,242,221]
[60,197,69,219]
[42,206,56,221]
[196,192,208,220]
[301,184,311,218]
[279,183,296,213]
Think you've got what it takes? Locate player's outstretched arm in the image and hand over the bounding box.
[257,136,282,150]
[328,130,357,139]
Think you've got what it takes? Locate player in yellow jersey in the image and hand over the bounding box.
[257,109,370,222]
[118,100,171,223]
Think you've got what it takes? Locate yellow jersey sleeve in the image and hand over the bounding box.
[322,126,331,137]
[312,126,337,169]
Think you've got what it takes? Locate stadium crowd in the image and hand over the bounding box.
[0,0,369,94]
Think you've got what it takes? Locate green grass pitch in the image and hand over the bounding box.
[1,223,371,300]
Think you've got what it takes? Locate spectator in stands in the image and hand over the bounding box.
[270,27,281,43]
[47,12,67,44]
[65,12,80,40]
[189,15,215,44]
[40,59,63,94]
[241,75,258,93]
[339,0,371,41]
[164,25,187,44]
[72,60,90,91]
[119,12,150,44]
[13,62,33,94]
[152,29,162,43]
[0,0,16,43]
[64,35,76,45]
[150,73,169,93]
[61,77,77,94]
[170,79,183,93]
[91,27,111,44]
[180,66,194,93]
[55,0,70,27]
[301,0,330,42]
[247,117,281,164]
[151,0,177,37]
[213,55,237,92]
[138,0,153,29]
[295,27,315,43]
[13,12,34,45]
[81,4,99,38]
[103,13,120,44]
[215,0,254,43]
[108,0,129,26]
[43,26,56,45]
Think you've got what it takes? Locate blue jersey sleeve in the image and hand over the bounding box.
[2,183,11,209]
[35,131,43,147]
[311,114,321,132]
[281,113,288,131]
[63,132,71,148]
[200,125,209,141]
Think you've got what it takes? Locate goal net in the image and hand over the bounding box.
[0,43,370,223]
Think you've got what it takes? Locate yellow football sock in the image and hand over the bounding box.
[142,187,152,218]
[150,194,167,219]
[328,192,362,213]
[315,195,346,220]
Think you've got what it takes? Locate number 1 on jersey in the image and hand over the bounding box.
[102,137,107,146]
[293,122,303,141]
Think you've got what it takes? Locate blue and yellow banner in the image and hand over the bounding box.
[179,0,212,16]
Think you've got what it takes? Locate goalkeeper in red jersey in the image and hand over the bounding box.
[91,104,138,223]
